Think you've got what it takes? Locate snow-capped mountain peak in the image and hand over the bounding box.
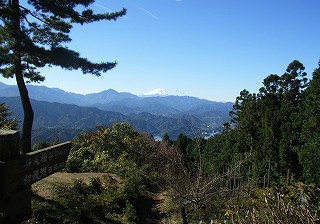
[142,88,169,97]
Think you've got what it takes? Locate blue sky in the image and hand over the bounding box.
[1,0,319,102]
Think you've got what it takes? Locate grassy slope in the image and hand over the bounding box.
[25,172,168,224]
[31,172,107,200]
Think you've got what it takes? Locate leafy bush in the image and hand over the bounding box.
[66,123,153,173]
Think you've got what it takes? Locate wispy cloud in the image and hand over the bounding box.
[94,3,114,12]
[136,6,160,20]
[176,0,183,2]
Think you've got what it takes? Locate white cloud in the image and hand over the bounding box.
[93,3,113,12]
[136,6,160,20]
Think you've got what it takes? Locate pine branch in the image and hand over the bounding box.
[19,5,49,26]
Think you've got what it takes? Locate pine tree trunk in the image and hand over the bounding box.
[287,139,293,186]
[267,157,271,188]
[181,205,188,224]
[15,67,33,153]
[12,0,33,153]
[286,167,291,186]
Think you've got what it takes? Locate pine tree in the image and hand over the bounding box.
[278,60,307,185]
[258,74,282,186]
[230,89,261,186]
[0,103,18,130]
[298,62,320,185]
[0,0,126,152]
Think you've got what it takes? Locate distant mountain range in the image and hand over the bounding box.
[0,82,233,142]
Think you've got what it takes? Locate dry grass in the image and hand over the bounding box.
[31,172,107,199]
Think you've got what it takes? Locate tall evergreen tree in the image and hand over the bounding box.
[0,0,126,152]
[229,89,261,185]
[298,62,320,185]
[278,60,307,185]
[175,133,192,160]
[230,89,261,156]
[258,74,282,186]
[227,61,308,186]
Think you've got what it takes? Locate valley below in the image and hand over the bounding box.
[0,82,232,143]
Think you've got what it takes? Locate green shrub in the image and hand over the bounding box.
[38,174,146,223]
[66,123,154,173]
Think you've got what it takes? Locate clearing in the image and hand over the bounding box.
[28,172,167,224]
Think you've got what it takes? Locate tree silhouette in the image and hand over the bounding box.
[0,0,126,152]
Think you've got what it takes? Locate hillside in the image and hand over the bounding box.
[0,82,232,142]
[1,97,227,142]
[0,82,232,114]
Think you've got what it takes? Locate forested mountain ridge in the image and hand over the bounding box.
[0,96,225,142]
[93,95,232,116]
[0,82,232,114]
[0,82,232,141]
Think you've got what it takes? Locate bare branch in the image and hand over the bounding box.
[19,4,49,26]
